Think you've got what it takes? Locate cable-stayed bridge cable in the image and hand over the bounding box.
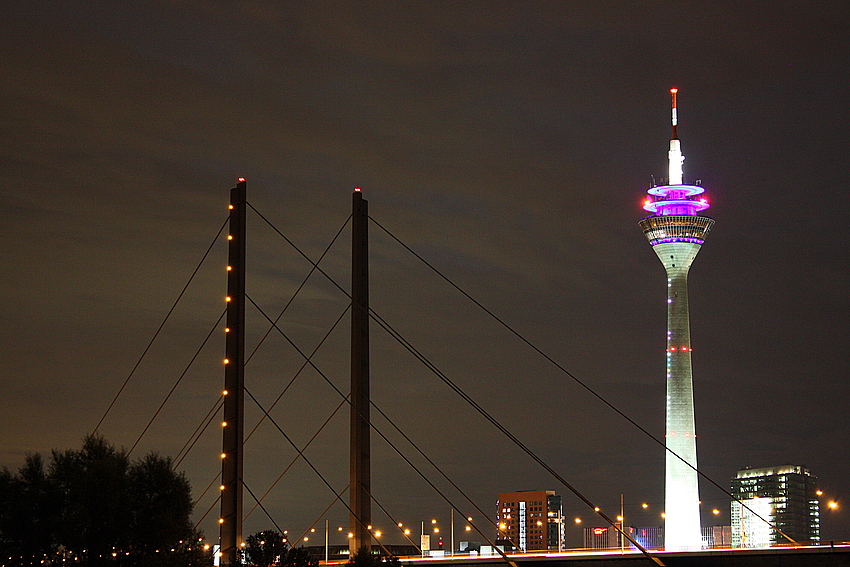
[243,479,285,535]
[363,488,422,553]
[363,307,660,562]
[174,217,349,476]
[247,206,663,561]
[291,489,349,548]
[194,491,222,532]
[186,309,346,529]
[244,213,351,366]
[243,385,395,558]
[244,306,350,445]
[93,217,228,433]
[244,395,349,521]
[368,214,795,546]
[173,397,224,471]
[245,294,523,566]
[128,310,226,457]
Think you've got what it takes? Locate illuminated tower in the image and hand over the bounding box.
[639,89,714,550]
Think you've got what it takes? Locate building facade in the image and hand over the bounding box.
[496,491,563,551]
[638,89,714,550]
[731,465,820,547]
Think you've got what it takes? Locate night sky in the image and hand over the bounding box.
[2,1,848,548]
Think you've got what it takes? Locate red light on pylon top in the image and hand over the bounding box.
[238,177,246,183]
[354,187,362,193]
[670,88,678,94]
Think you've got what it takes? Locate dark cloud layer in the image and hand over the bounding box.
[2,0,848,546]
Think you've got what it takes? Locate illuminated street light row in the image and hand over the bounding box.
[214,497,841,551]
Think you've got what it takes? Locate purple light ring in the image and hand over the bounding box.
[647,184,705,197]
[643,199,710,214]
[650,237,705,245]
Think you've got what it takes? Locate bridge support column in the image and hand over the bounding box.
[350,188,371,554]
[220,178,246,565]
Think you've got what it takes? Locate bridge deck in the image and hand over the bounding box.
[391,545,850,567]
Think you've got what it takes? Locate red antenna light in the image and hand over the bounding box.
[354,187,362,192]
[238,177,246,183]
[670,88,679,139]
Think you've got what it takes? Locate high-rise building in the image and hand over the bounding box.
[730,465,820,547]
[639,89,714,550]
[496,491,563,551]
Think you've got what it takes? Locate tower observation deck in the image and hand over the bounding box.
[638,89,714,551]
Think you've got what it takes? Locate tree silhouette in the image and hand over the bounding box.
[0,453,56,565]
[243,530,318,567]
[348,546,401,567]
[50,435,131,565]
[126,452,193,558]
[0,434,198,566]
[280,545,318,567]
[244,529,287,567]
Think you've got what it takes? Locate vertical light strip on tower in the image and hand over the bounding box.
[639,90,714,550]
[220,178,246,565]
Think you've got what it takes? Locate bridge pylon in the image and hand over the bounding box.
[350,188,372,553]
[220,178,246,565]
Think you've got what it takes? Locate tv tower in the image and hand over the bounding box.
[639,89,714,550]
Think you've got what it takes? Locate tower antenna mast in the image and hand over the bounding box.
[668,88,684,185]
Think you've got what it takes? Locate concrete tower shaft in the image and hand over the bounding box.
[654,240,703,551]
